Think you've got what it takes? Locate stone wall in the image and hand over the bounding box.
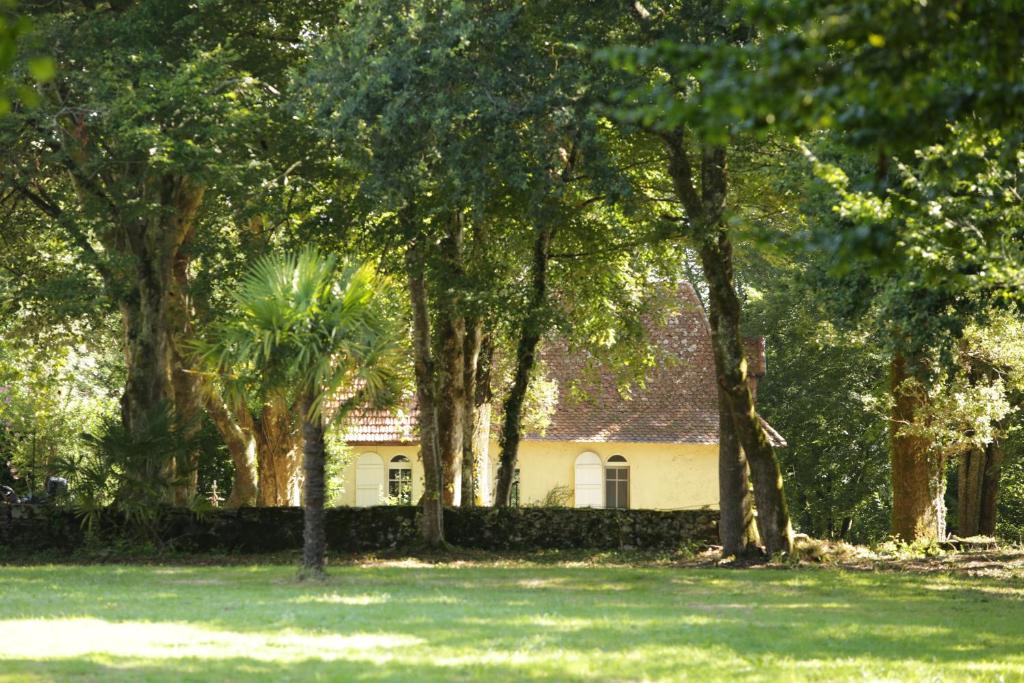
[0,503,717,554]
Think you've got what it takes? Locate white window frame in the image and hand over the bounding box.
[388,455,413,505]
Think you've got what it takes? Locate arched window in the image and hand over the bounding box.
[574,452,603,508]
[605,455,629,510]
[388,455,413,505]
[355,453,385,507]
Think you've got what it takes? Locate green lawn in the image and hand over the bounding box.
[1,561,1022,682]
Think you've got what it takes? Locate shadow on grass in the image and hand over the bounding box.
[1,565,1022,681]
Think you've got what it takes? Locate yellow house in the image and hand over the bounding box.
[334,283,783,510]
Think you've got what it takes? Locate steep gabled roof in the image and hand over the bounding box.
[529,282,719,444]
[343,282,785,447]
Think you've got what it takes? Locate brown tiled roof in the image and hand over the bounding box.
[528,282,718,444]
[343,402,418,444]
[343,282,785,447]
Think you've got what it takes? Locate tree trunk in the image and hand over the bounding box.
[118,295,176,437]
[254,397,301,506]
[299,393,327,579]
[203,392,258,507]
[204,390,298,508]
[495,223,553,507]
[169,228,202,504]
[890,352,945,541]
[117,179,203,424]
[407,243,445,546]
[979,439,1003,536]
[700,230,793,556]
[661,135,792,555]
[436,311,465,505]
[958,446,986,537]
[960,439,1003,537]
[435,213,466,505]
[110,177,205,504]
[716,384,760,556]
[460,319,484,507]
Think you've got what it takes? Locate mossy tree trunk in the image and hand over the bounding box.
[890,353,945,541]
[435,213,466,505]
[460,319,484,506]
[662,134,793,556]
[436,313,465,505]
[495,222,553,507]
[406,243,445,545]
[716,384,760,556]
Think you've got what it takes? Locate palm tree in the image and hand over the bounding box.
[197,248,399,579]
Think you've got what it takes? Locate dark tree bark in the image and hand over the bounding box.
[406,243,445,545]
[460,319,484,506]
[890,352,945,541]
[979,439,1004,536]
[435,312,465,504]
[700,228,793,556]
[662,134,793,555]
[958,446,986,537]
[716,384,760,556]
[959,439,1003,537]
[495,222,554,507]
[299,393,327,579]
[434,213,466,505]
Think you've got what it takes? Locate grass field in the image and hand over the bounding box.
[1,561,1023,682]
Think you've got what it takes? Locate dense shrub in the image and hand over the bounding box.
[1,504,716,554]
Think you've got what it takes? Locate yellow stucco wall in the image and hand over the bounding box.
[514,441,719,510]
[336,440,719,510]
[333,445,425,508]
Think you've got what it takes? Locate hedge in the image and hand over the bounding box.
[1,503,717,554]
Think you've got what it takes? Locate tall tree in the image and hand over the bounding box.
[300,2,668,518]
[644,0,1024,540]
[0,1,344,502]
[605,2,794,554]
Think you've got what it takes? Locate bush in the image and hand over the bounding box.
[0,504,718,554]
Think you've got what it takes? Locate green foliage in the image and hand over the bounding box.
[195,247,401,422]
[56,404,192,535]
[894,317,1024,458]
[0,0,54,114]
[747,266,891,543]
[0,332,120,498]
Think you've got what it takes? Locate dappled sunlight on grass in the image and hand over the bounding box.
[0,618,421,662]
[1,563,1023,681]
[292,592,391,606]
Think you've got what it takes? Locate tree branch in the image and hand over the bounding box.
[660,130,704,220]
